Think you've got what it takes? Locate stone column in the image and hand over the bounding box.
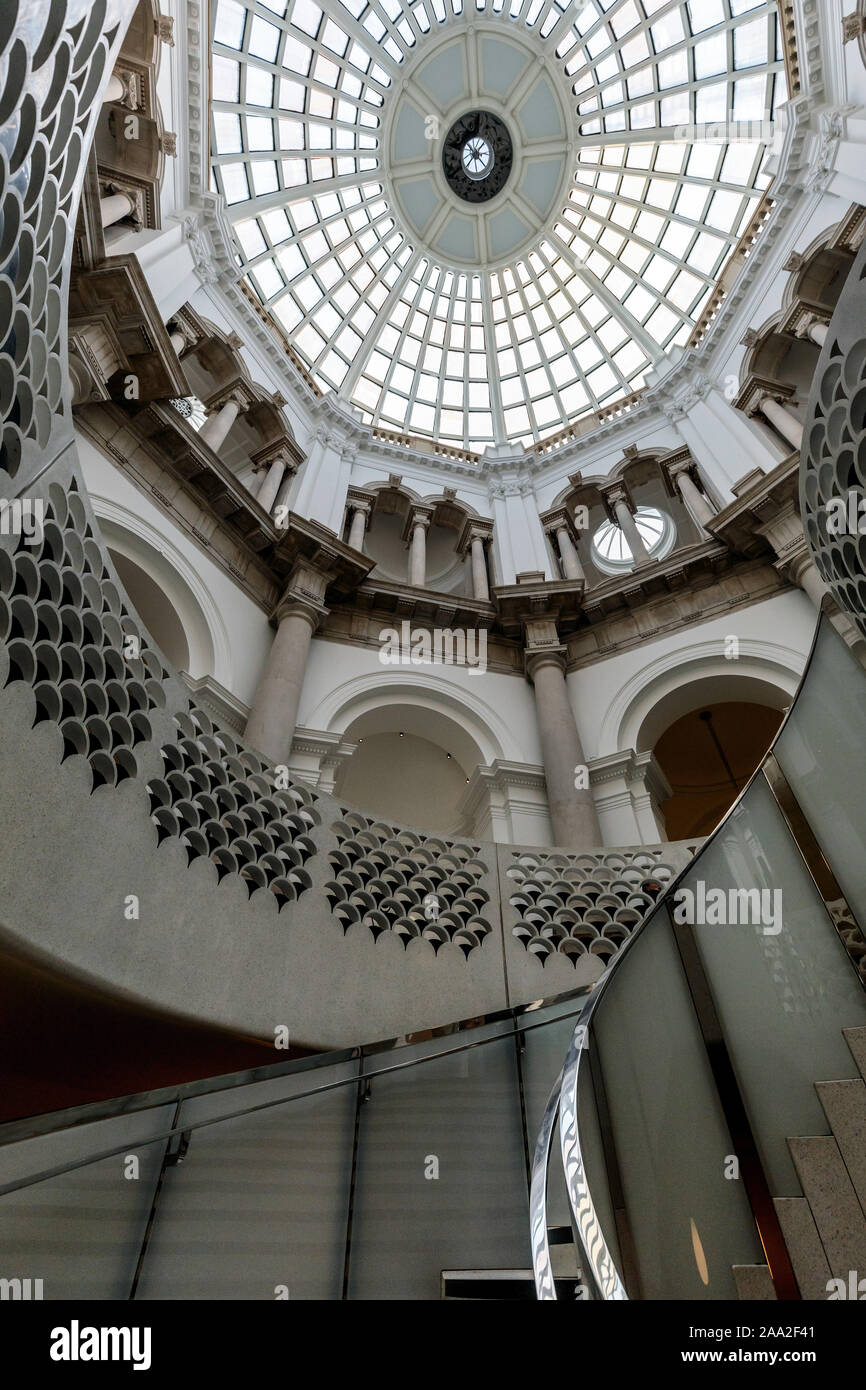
[347,500,371,552]
[608,489,652,567]
[554,525,584,580]
[756,393,804,450]
[756,501,831,612]
[801,315,828,348]
[670,463,717,532]
[244,562,331,765]
[100,190,135,229]
[254,456,286,513]
[272,466,296,521]
[407,510,430,588]
[199,392,244,453]
[469,531,490,600]
[68,354,93,407]
[527,646,602,849]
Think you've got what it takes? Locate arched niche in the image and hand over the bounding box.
[94,511,224,682]
[334,703,485,835]
[597,637,804,766]
[551,451,703,586]
[356,482,485,597]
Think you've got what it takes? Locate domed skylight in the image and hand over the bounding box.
[211,0,786,454]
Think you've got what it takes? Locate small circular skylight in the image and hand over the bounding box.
[462,136,493,183]
[441,110,513,204]
[591,506,674,573]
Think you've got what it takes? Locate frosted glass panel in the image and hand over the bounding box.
[0,1108,174,1299]
[136,1063,357,1300]
[775,619,866,937]
[683,776,866,1194]
[593,914,761,1299]
[348,1023,529,1298]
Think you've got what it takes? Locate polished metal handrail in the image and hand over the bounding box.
[529,1068,566,1301]
[0,999,589,1200]
[0,985,592,1149]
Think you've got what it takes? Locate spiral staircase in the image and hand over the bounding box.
[2,0,866,1301]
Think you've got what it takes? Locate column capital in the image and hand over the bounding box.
[538,504,577,539]
[401,504,434,544]
[732,374,796,419]
[780,299,832,342]
[110,67,142,110]
[273,557,334,629]
[525,645,568,682]
[100,180,146,232]
[251,437,298,473]
[598,476,637,523]
[345,485,376,512]
[456,514,494,555]
[203,379,257,416]
[659,446,698,493]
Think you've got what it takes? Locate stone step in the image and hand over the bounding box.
[788,1135,866,1278]
[774,1197,832,1301]
[815,1079,866,1215]
[843,1027,866,1082]
[732,1265,777,1300]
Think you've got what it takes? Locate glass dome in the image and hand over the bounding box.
[591,505,672,570]
[210,0,786,453]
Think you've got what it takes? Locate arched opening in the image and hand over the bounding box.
[654,701,784,840]
[108,550,191,673]
[334,703,484,834]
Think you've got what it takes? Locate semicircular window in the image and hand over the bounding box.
[591,506,674,573]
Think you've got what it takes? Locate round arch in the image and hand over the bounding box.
[598,638,804,759]
[304,669,519,766]
[91,500,230,685]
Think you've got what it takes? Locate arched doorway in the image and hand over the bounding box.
[654,701,784,840]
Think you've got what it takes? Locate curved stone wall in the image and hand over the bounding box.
[0,0,696,1050]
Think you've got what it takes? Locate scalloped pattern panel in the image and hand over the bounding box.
[148,708,319,909]
[326,811,492,955]
[0,0,129,479]
[0,475,321,910]
[802,237,866,639]
[506,848,678,967]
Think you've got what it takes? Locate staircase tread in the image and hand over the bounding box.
[787,1135,866,1278]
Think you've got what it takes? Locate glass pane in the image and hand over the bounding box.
[681,775,866,1194]
[0,1108,175,1299]
[775,619,866,939]
[135,1064,357,1300]
[593,916,762,1298]
[348,1023,529,1298]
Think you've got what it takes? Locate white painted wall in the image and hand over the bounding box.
[78,432,273,707]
